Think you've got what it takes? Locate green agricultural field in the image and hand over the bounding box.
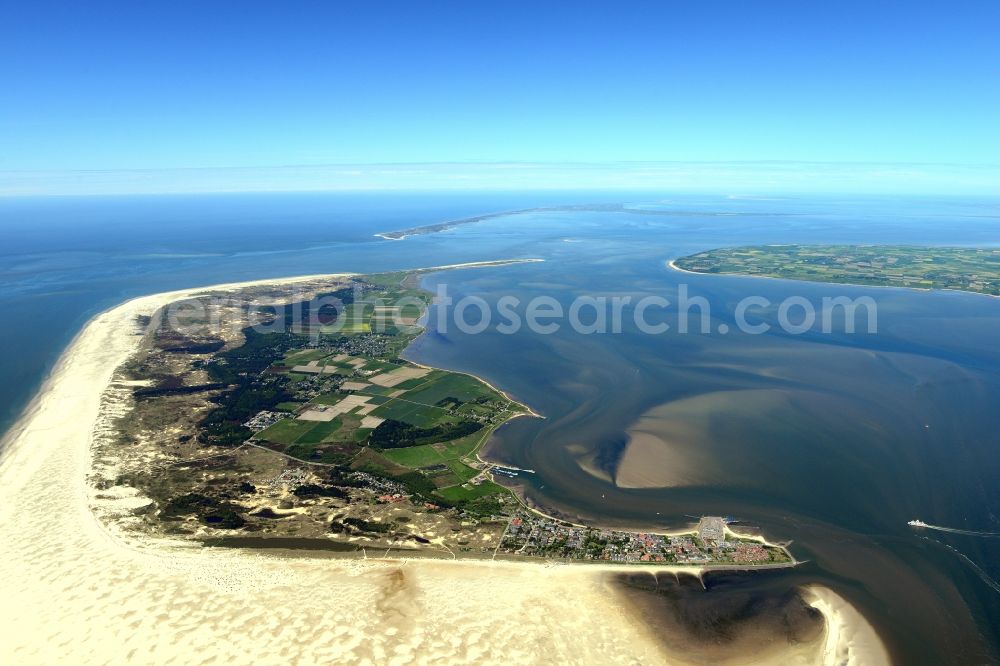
[364,271,429,298]
[399,302,424,318]
[380,428,489,469]
[436,480,506,502]
[438,430,491,458]
[311,392,349,406]
[391,375,439,391]
[402,372,498,406]
[328,321,370,334]
[447,460,479,482]
[355,359,398,373]
[379,447,487,499]
[350,447,411,476]
[257,418,316,445]
[455,402,497,419]
[382,444,450,467]
[232,267,532,510]
[363,272,408,288]
[283,442,353,465]
[430,472,463,488]
[297,418,343,444]
[355,384,399,397]
[370,398,452,428]
[314,303,374,335]
[674,245,1000,295]
[282,348,331,365]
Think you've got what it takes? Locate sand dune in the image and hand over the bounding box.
[0,271,889,665]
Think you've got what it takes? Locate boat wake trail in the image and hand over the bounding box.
[920,537,1000,595]
[908,520,1000,537]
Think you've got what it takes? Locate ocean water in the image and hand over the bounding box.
[0,191,608,433]
[2,191,999,662]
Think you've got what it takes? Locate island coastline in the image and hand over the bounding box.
[0,261,889,665]
[668,249,1000,300]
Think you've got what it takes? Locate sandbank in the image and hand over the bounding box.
[804,585,892,666]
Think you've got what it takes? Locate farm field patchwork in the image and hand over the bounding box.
[247,271,528,502]
[674,245,1000,295]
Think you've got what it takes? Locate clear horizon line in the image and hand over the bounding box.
[3,160,999,198]
[4,158,1000,175]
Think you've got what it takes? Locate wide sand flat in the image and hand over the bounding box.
[0,267,889,665]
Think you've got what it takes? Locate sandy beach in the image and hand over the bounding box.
[0,266,889,665]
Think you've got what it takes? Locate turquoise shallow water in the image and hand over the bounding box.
[2,191,1000,662]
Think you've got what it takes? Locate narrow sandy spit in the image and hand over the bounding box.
[804,585,892,666]
[0,265,887,665]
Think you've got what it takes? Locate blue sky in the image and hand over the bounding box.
[1,1,998,193]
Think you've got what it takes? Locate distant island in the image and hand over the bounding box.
[375,205,621,239]
[673,245,1000,296]
[375,203,790,240]
[103,261,793,568]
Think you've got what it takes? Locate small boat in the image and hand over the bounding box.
[908,520,928,527]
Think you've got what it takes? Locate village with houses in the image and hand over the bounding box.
[498,514,793,567]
